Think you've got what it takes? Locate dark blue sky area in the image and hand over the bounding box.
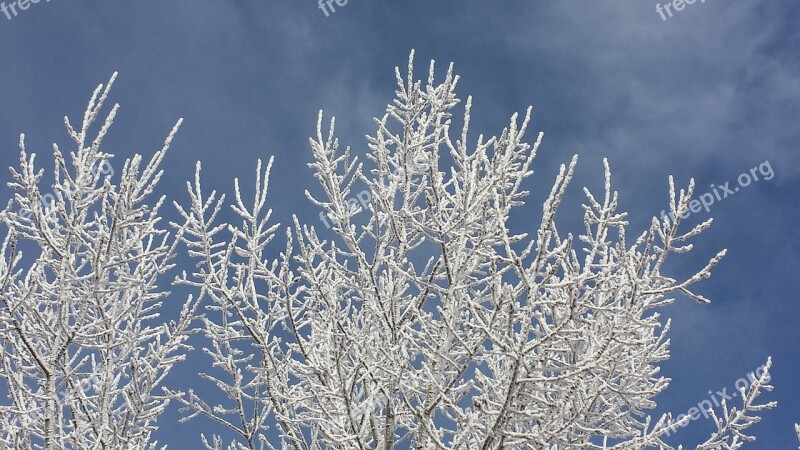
[0,1,798,448]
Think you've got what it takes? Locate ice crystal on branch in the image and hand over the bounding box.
[173,53,785,449]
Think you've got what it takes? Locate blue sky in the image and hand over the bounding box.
[0,1,798,448]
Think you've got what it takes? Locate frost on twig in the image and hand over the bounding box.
[796,423,800,449]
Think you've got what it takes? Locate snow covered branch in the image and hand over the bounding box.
[173,53,780,449]
[0,75,195,449]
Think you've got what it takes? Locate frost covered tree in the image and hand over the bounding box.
[0,75,196,449]
[170,53,791,449]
